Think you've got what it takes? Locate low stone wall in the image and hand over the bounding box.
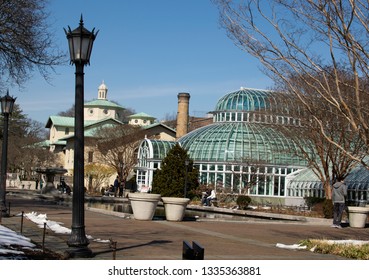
[6,180,53,191]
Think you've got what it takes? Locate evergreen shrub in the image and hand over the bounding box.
[152,143,199,198]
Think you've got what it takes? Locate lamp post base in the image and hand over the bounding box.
[67,227,92,258]
[65,246,93,259]
[0,204,9,218]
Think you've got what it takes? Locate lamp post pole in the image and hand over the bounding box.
[64,16,97,258]
[0,91,16,217]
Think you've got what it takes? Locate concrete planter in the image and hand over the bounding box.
[162,197,190,221]
[348,206,369,228]
[128,193,161,220]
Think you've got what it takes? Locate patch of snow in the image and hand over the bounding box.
[276,239,369,251]
[276,243,307,250]
[0,225,35,256]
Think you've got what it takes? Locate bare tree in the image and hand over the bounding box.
[118,106,135,123]
[57,104,75,117]
[213,0,369,167]
[0,104,59,179]
[93,124,146,182]
[272,90,365,199]
[0,0,64,88]
[84,163,115,194]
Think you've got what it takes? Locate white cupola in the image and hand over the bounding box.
[98,81,108,100]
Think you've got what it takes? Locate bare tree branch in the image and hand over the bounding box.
[0,0,65,88]
[213,0,369,168]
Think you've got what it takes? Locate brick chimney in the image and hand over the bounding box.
[176,92,190,139]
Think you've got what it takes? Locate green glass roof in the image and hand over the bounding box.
[214,88,276,112]
[288,164,369,190]
[179,122,307,166]
[139,139,176,160]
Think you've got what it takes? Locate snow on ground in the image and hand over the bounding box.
[276,240,369,250]
[0,225,36,257]
[22,212,111,243]
[0,212,110,258]
[24,212,71,234]
[276,243,307,250]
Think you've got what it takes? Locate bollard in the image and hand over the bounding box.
[182,240,194,260]
[182,240,204,260]
[8,202,10,216]
[192,241,204,260]
[42,222,47,253]
[20,211,24,234]
[110,239,117,260]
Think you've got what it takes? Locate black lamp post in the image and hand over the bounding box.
[184,159,189,198]
[0,91,16,217]
[64,16,98,257]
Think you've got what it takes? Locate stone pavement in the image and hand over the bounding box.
[2,195,369,260]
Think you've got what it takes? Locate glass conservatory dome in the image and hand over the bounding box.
[214,87,276,112]
[136,87,310,198]
[179,88,306,167]
[179,122,305,166]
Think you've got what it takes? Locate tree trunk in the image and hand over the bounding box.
[323,180,332,200]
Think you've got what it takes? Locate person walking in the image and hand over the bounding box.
[331,178,348,228]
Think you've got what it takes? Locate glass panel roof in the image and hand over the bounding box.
[179,122,307,166]
[214,88,276,112]
[139,139,176,160]
[287,165,369,190]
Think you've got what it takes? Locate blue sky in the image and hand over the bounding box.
[12,0,272,124]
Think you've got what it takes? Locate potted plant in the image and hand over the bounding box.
[152,144,199,221]
[160,196,191,221]
[128,192,161,220]
[347,206,369,228]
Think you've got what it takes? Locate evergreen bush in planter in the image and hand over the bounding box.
[152,143,199,198]
[152,144,199,221]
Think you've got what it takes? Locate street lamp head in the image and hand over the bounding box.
[0,90,16,115]
[64,15,98,65]
[185,159,190,166]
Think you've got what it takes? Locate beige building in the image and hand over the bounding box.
[44,81,176,187]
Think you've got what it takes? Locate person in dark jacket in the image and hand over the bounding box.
[331,179,347,228]
[113,176,119,197]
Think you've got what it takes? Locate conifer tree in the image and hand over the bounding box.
[152,143,199,198]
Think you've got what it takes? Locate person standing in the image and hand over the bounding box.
[331,178,348,228]
[118,179,125,197]
[113,176,119,197]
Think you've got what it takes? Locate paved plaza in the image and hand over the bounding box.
[2,194,369,260]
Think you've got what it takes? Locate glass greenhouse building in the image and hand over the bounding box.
[136,88,369,205]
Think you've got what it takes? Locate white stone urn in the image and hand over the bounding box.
[128,193,161,220]
[348,206,369,228]
[161,197,190,222]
